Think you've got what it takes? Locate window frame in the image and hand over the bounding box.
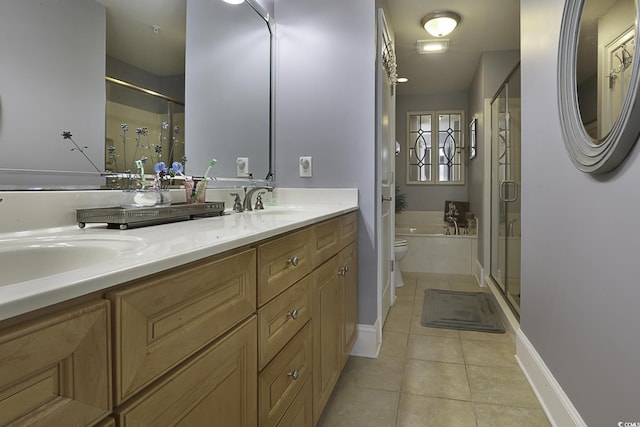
[405,110,466,185]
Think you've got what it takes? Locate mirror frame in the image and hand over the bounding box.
[558,0,640,174]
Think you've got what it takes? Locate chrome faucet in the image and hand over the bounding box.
[243,186,273,211]
[446,216,459,235]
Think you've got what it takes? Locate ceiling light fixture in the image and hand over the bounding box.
[223,0,245,4]
[397,77,409,83]
[420,11,461,37]
[417,39,450,54]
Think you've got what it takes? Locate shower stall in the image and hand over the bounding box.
[490,63,521,317]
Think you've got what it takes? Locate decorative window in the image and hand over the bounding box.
[406,111,465,184]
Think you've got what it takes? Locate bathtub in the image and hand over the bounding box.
[395,225,478,275]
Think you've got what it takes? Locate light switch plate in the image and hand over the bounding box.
[299,156,312,177]
[236,157,249,177]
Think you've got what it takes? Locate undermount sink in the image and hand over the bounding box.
[0,235,148,287]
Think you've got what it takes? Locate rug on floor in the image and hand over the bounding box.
[420,289,505,333]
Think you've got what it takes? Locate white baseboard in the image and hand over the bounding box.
[349,321,381,358]
[516,330,587,427]
[474,259,485,287]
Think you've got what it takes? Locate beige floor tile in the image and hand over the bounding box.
[384,308,413,333]
[448,281,487,293]
[461,338,517,368]
[459,330,514,344]
[474,403,551,427]
[315,384,400,427]
[399,271,419,283]
[467,365,541,408]
[338,356,405,392]
[447,274,480,286]
[396,394,476,427]
[409,315,460,338]
[395,282,417,299]
[378,331,409,360]
[416,277,450,291]
[406,335,465,364]
[402,359,470,400]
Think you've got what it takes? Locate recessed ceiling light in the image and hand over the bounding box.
[421,11,461,37]
[417,39,450,54]
[397,77,409,83]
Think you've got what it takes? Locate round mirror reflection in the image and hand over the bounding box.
[558,0,640,174]
[576,0,636,141]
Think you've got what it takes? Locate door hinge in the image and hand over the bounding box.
[390,260,394,272]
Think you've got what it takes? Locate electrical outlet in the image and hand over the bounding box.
[299,156,312,177]
[236,157,249,177]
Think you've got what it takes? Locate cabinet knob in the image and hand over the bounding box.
[287,369,299,380]
[287,256,299,267]
[286,309,299,320]
[338,267,346,277]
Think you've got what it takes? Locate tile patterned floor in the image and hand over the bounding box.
[316,272,551,427]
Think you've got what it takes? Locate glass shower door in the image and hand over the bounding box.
[490,64,521,316]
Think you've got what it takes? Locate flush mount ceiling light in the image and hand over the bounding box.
[397,77,409,83]
[421,11,461,37]
[223,0,245,4]
[417,39,450,54]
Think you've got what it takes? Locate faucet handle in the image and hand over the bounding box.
[230,192,243,212]
[255,191,266,210]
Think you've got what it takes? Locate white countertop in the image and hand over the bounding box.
[0,188,358,322]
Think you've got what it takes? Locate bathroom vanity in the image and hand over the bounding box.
[0,190,358,426]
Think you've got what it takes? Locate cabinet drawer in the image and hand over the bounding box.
[115,316,257,427]
[108,248,256,404]
[0,300,111,427]
[258,228,313,306]
[258,275,312,369]
[312,218,340,266]
[276,376,313,427]
[339,211,358,248]
[259,323,312,427]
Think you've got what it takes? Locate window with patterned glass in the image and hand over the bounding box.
[406,111,465,184]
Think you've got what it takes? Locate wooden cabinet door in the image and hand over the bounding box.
[258,275,312,369]
[116,316,257,427]
[276,377,313,427]
[107,248,256,404]
[258,228,313,306]
[312,256,342,425]
[311,218,340,266]
[338,211,358,248]
[340,242,358,367]
[0,300,111,427]
[259,323,312,427]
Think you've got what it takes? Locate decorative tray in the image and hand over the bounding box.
[77,202,225,229]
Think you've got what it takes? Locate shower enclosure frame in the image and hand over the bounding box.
[489,63,522,318]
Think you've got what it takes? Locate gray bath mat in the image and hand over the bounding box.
[421,289,505,333]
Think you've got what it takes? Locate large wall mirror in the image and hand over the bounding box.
[0,0,273,189]
[558,0,640,174]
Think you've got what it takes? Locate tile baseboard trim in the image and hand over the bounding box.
[474,259,485,287]
[349,321,381,358]
[516,330,587,427]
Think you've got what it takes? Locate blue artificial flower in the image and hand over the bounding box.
[154,161,167,174]
[171,161,184,174]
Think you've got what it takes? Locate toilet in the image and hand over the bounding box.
[394,239,409,287]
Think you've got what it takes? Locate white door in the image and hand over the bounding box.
[377,9,396,327]
[601,28,635,137]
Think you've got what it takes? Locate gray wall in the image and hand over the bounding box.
[395,92,469,211]
[521,0,640,424]
[274,0,378,325]
[0,0,105,187]
[467,50,520,263]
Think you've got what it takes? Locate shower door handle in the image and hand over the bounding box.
[499,180,518,202]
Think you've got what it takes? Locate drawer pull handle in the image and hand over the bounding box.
[287,369,300,380]
[286,309,299,320]
[287,256,299,267]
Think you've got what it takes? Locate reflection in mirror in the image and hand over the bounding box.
[0,0,273,189]
[558,0,640,174]
[577,0,636,140]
